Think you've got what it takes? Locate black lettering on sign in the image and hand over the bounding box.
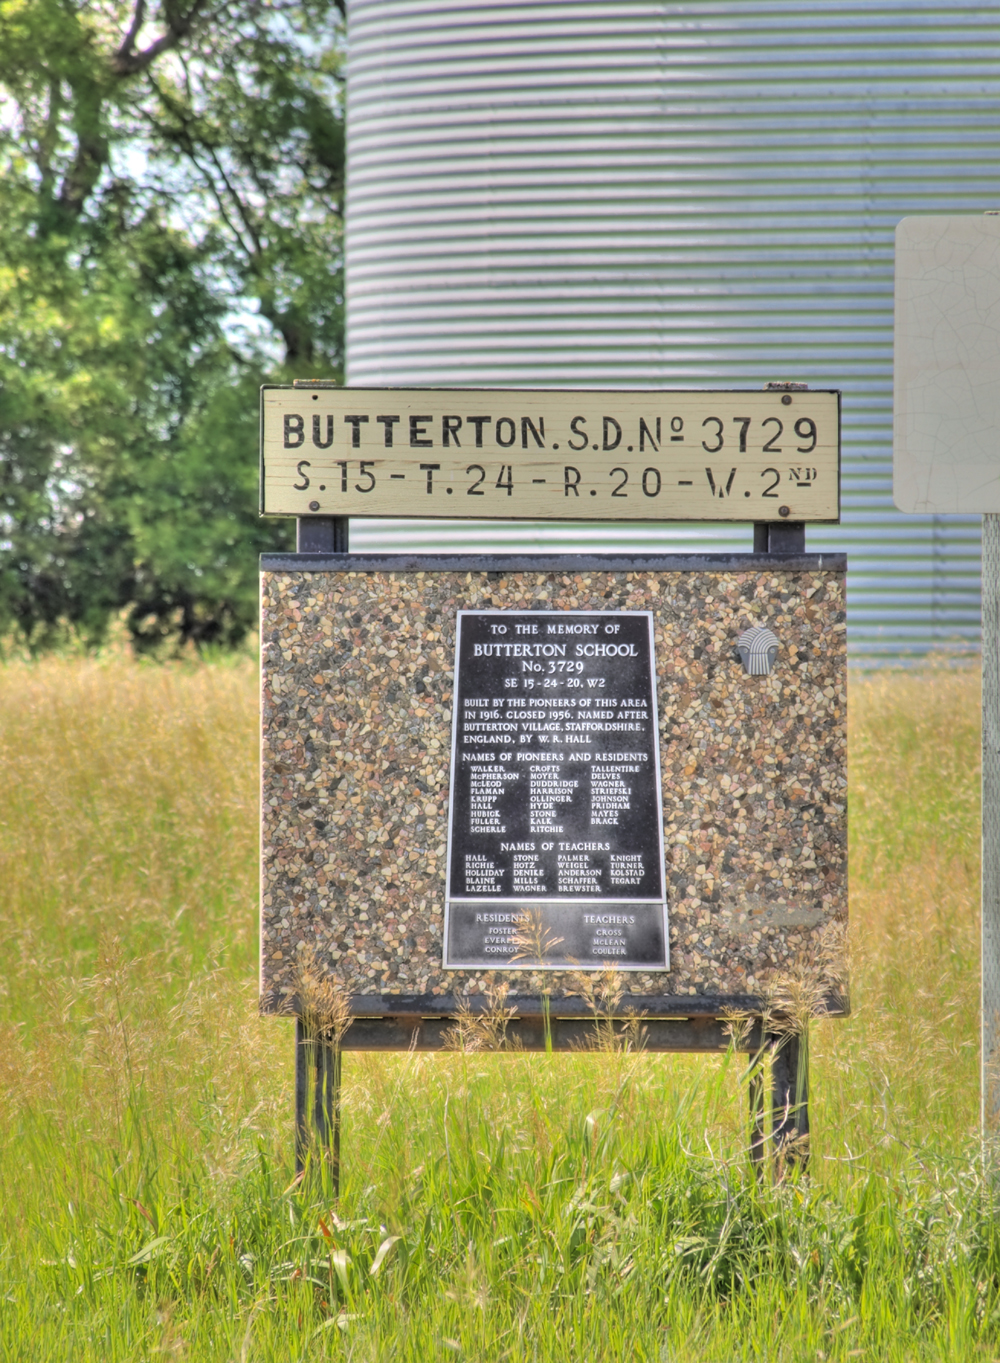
[468,416,491,448]
[496,417,516,448]
[639,418,659,453]
[521,416,545,449]
[410,415,433,447]
[762,418,783,453]
[761,467,780,497]
[344,414,369,448]
[420,463,441,492]
[701,417,723,453]
[705,467,738,499]
[377,414,400,446]
[443,609,668,972]
[603,417,622,451]
[442,415,463,447]
[794,417,817,452]
[283,414,304,448]
[293,460,310,490]
[564,466,582,497]
[567,416,588,451]
[312,415,334,449]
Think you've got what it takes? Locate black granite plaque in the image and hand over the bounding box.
[444,610,668,971]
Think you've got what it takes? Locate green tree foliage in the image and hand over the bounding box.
[0,0,344,648]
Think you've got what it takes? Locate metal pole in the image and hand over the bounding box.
[754,523,806,554]
[326,1046,342,1197]
[294,1019,343,1189]
[983,514,1000,1135]
[297,517,349,553]
[748,1056,766,1173]
[771,1027,809,1173]
[313,1033,328,1145]
[290,376,349,556]
[294,1016,308,1175]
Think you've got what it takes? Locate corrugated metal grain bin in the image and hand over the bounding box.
[344,1,1000,662]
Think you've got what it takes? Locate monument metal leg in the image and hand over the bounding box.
[318,1041,342,1196]
[295,1016,308,1175]
[770,1026,809,1172]
[748,1054,766,1173]
[294,1017,343,1192]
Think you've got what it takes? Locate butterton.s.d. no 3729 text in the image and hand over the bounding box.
[261,387,840,523]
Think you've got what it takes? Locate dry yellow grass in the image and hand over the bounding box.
[826,667,981,1152]
[0,655,283,1209]
[0,652,259,965]
[0,656,983,1172]
[0,654,991,1361]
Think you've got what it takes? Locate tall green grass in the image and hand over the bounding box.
[0,656,994,1361]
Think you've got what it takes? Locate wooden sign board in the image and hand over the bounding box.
[260,387,841,523]
[259,554,848,1022]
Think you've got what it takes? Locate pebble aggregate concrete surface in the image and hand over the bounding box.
[260,563,847,1012]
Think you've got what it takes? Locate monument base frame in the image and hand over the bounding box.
[293,1009,814,1182]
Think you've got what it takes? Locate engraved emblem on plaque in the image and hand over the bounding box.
[737,625,780,676]
[443,610,669,972]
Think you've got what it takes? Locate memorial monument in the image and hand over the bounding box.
[258,382,848,1167]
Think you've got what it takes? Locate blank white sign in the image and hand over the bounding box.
[894,214,1000,514]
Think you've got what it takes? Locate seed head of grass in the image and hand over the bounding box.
[720,1008,755,1053]
[567,967,646,1054]
[445,978,519,1052]
[764,920,849,1039]
[294,947,352,1048]
[511,908,564,968]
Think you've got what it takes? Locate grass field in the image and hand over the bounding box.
[0,654,993,1361]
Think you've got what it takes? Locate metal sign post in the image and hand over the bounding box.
[894,213,1000,1135]
[985,517,1000,1127]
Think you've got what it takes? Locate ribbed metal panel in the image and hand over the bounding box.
[344,1,1000,662]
